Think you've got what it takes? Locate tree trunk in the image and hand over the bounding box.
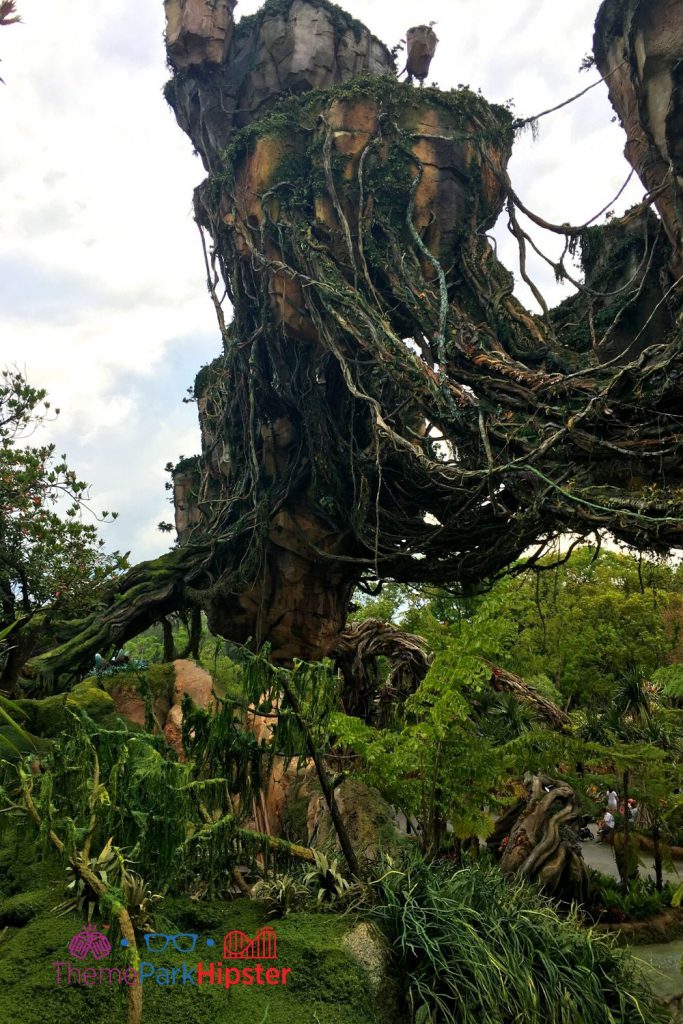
[161,617,176,662]
[616,768,636,889]
[652,815,663,893]
[278,674,359,878]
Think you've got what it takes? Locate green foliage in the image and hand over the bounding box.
[56,837,161,935]
[653,663,683,699]
[253,854,363,917]
[0,887,387,1024]
[342,547,683,866]
[367,857,668,1024]
[0,370,128,685]
[0,887,52,928]
[590,872,673,921]
[303,850,352,907]
[332,672,504,854]
[251,873,310,918]
[357,547,683,711]
[11,679,118,738]
[0,691,37,757]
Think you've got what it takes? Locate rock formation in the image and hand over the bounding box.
[27,0,683,680]
[164,0,395,171]
[594,0,683,274]
[164,0,236,69]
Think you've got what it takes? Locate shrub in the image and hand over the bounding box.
[591,872,673,921]
[365,858,667,1023]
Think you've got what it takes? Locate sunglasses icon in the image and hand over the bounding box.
[143,933,198,953]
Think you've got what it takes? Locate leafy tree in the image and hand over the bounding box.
[0,0,20,83]
[0,370,127,690]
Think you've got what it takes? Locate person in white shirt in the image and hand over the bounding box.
[607,790,618,813]
[597,810,616,840]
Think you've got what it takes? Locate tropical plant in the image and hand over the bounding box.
[56,837,161,933]
[303,850,352,906]
[366,856,668,1024]
[252,874,309,918]
[590,872,672,922]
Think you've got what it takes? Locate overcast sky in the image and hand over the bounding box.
[0,0,642,564]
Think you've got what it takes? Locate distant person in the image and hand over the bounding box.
[598,811,615,839]
[607,789,618,813]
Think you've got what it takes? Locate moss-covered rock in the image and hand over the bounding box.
[13,681,118,738]
[67,681,116,719]
[0,886,392,1024]
[0,888,54,928]
[102,664,175,732]
[308,779,403,863]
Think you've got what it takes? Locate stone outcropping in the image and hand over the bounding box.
[594,0,683,273]
[168,48,511,662]
[105,659,214,756]
[165,0,395,170]
[164,0,236,68]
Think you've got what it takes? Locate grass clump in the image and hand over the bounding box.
[366,858,668,1024]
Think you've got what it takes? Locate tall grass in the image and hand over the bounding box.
[367,858,667,1024]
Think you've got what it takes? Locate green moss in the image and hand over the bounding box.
[102,664,174,703]
[194,357,225,401]
[0,887,387,1024]
[173,454,200,478]
[218,75,512,176]
[233,0,391,53]
[11,683,124,739]
[148,664,175,699]
[280,794,311,844]
[67,681,115,720]
[0,888,54,928]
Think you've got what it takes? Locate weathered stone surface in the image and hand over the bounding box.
[595,0,683,273]
[165,0,236,68]
[223,95,510,338]
[164,0,395,170]
[107,678,168,730]
[163,658,214,756]
[172,457,202,539]
[405,25,438,83]
[341,922,386,992]
[307,778,402,862]
[104,660,213,755]
[167,5,511,664]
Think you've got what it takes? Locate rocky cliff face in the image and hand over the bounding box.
[23,0,683,682]
[164,0,237,68]
[594,0,683,273]
[164,0,395,171]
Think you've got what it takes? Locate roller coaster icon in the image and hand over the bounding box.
[222,926,277,960]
